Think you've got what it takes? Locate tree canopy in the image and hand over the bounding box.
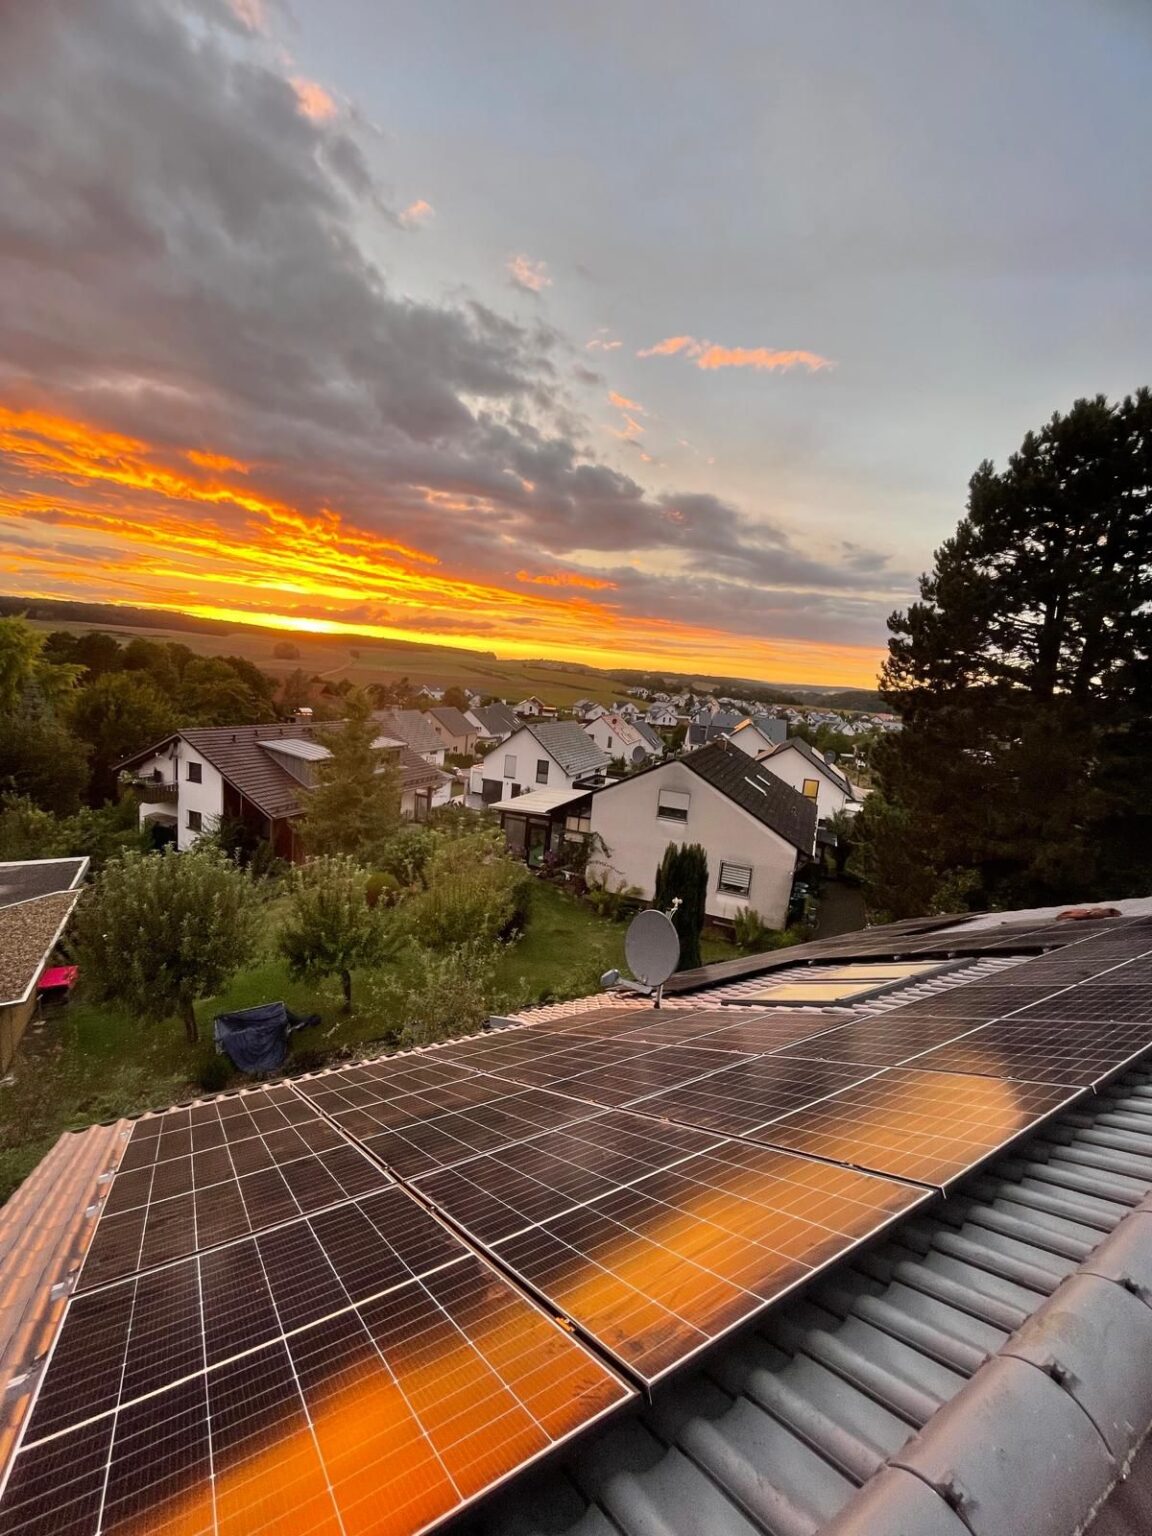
[857,390,1152,917]
[300,689,400,862]
[278,855,392,1011]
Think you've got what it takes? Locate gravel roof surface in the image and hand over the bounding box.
[0,892,81,1005]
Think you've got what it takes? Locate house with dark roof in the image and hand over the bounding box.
[587,739,817,925]
[119,722,450,859]
[760,735,860,821]
[422,705,479,755]
[466,701,519,742]
[583,710,664,765]
[727,714,788,757]
[370,708,446,765]
[471,720,611,807]
[685,707,743,748]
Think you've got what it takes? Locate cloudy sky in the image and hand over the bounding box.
[1,0,1149,686]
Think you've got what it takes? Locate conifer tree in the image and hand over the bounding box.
[299,688,400,863]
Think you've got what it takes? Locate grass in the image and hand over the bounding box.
[0,883,745,1204]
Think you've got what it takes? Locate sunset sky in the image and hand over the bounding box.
[1,2,1150,687]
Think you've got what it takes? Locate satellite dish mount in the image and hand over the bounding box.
[601,909,680,1008]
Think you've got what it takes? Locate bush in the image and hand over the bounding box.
[370,939,501,1047]
[731,906,771,950]
[400,861,532,948]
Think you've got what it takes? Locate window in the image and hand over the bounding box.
[503,754,517,779]
[802,778,820,799]
[186,760,202,783]
[564,809,592,836]
[187,809,203,832]
[657,788,690,822]
[535,759,549,785]
[718,861,752,895]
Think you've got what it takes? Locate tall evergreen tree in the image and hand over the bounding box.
[299,688,400,863]
[654,841,708,970]
[857,390,1152,917]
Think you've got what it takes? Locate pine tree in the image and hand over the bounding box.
[858,390,1152,917]
[299,689,400,863]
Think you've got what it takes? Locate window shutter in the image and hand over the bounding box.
[718,861,752,894]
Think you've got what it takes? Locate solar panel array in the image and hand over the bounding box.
[5,916,1152,1533]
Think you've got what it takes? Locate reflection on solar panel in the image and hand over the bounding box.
[3,1189,631,1536]
[414,1111,928,1380]
[1009,985,1152,1025]
[769,1014,988,1068]
[79,1097,390,1291]
[627,1057,880,1136]
[529,1044,756,1108]
[682,1013,852,1055]
[760,1068,1077,1186]
[913,1019,1152,1087]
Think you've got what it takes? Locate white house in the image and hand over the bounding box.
[119,722,451,860]
[587,740,817,928]
[466,701,519,742]
[371,709,446,766]
[757,738,860,824]
[646,703,679,730]
[571,699,606,723]
[470,721,610,806]
[583,711,664,766]
[727,715,787,758]
[514,696,545,718]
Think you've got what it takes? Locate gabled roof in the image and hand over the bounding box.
[469,702,519,737]
[425,705,475,739]
[522,720,612,778]
[371,708,443,756]
[396,748,450,794]
[685,709,742,747]
[682,739,818,851]
[765,735,854,797]
[632,719,664,753]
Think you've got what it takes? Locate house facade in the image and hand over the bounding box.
[587,741,816,927]
[646,703,679,730]
[371,709,446,766]
[423,706,479,755]
[583,711,664,766]
[758,738,859,823]
[727,716,787,758]
[466,702,519,743]
[471,722,611,807]
[120,723,451,859]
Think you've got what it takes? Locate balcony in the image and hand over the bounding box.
[121,772,178,803]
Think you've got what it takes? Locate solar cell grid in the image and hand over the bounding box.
[626,1056,881,1137]
[420,1119,927,1382]
[481,1038,662,1089]
[759,1067,1077,1187]
[4,1183,631,1536]
[1010,985,1152,1025]
[548,1044,758,1108]
[697,1014,863,1054]
[909,1019,1152,1087]
[771,1015,990,1068]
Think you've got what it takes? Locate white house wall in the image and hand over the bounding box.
[173,741,226,849]
[587,765,798,927]
[477,726,571,800]
[760,748,849,823]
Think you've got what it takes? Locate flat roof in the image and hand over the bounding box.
[0,859,86,912]
[493,786,591,814]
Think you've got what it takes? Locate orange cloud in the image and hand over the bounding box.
[638,336,833,371]
[586,332,622,352]
[507,255,551,293]
[400,199,434,228]
[516,570,619,591]
[291,77,337,122]
[0,404,883,687]
[608,391,644,412]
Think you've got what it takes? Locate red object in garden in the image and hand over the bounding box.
[38,965,78,994]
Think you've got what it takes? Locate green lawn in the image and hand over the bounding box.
[0,883,744,1203]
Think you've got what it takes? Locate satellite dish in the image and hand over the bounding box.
[625,909,680,989]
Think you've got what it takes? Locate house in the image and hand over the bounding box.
[119,722,451,859]
[471,720,611,807]
[615,700,641,723]
[570,699,606,723]
[514,696,545,717]
[583,710,664,766]
[587,739,816,926]
[370,708,446,765]
[646,702,679,730]
[685,707,742,748]
[758,735,860,822]
[0,858,88,1070]
[727,714,787,757]
[493,785,595,866]
[466,701,519,743]
[422,705,479,756]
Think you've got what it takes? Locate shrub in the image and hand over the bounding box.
[400,862,532,948]
[731,906,771,951]
[278,855,394,1012]
[370,939,501,1047]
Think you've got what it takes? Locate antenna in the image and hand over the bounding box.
[600,909,680,1008]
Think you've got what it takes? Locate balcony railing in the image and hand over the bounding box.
[121,773,179,802]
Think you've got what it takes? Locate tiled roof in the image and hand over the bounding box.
[0,1122,126,1470]
[683,739,818,852]
[371,709,443,756]
[396,747,450,794]
[180,723,321,818]
[426,705,475,739]
[470,702,519,738]
[632,719,664,753]
[526,720,612,778]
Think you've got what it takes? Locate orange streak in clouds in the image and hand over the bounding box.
[0,404,884,686]
[638,337,833,372]
[291,77,337,121]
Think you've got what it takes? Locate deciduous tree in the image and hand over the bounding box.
[278,855,392,1011]
[75,846,260,1042]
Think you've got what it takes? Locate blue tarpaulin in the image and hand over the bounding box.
[212,1001,320,1074]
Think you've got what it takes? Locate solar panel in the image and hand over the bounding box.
[759,1068,1078,1187]
[696,1015,856,1054]
[771,1015,990,1068]
[1008,985,1152,1025]
[531,1044,757,1108]
[470,1038,662,1090]
[413,1112,928,1382]
[2,1186,631,1536]
[79,1099,391,1291]
[624,1056,882,1137]
[912,1019,1152,1087]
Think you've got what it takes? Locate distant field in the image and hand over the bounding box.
[28,619,636,707]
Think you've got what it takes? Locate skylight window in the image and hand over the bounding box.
[742,959,959,1007]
